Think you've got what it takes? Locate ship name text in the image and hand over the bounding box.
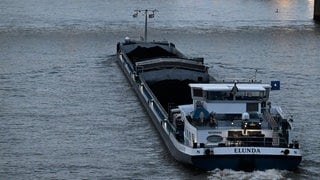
[234,148,261,154]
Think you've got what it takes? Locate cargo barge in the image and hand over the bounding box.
[116,38,302,171]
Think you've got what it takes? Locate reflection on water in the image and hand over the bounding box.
[0,0,317,32]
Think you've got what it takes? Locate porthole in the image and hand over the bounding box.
[207,135,223,143]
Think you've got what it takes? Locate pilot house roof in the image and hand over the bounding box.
[189,83,271,91]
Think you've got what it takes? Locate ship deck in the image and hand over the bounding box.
[179,104,270,130]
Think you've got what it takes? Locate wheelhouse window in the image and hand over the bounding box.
[193,88,203,97]
[235,91,266,100]
[206,90,267,101]
[207,91,230,100]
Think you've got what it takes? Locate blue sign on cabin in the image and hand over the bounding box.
[271,81,280,90]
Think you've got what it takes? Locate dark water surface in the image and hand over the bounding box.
[1,0,319,179]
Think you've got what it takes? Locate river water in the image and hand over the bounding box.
[0,0,319,179]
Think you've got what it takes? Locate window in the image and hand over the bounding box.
[247,103,259,112]
[193,88,203,97]
[236,91,265,100]
[207,135,223,143]
[207,91,230,100]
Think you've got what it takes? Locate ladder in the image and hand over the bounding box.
[263,111,278,130]
[264,111,280,146]
[272,131,280,146]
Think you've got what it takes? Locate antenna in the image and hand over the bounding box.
[133,9,158,42]
[254,69,258,82]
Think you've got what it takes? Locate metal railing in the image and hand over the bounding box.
[138,76,168,122]
[224,136,288,147]
[263,111,278,130]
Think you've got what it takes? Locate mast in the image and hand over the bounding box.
[133,9,158,42]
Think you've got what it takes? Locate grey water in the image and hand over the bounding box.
[0,0,319,179]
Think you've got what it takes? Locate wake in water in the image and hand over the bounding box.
[208,169,288,180]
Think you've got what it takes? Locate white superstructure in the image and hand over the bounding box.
[170,82,299,151]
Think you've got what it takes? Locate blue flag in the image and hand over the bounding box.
[271,81,280,90]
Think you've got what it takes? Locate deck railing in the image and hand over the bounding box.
[120,53,135,72]
[121,51,169,123]
[138,76,168,121]
[224,136,288,147]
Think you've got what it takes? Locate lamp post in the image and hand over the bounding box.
[133,9,158,42]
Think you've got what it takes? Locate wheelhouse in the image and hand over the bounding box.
[177,82,278,148]
[189,82,271,114]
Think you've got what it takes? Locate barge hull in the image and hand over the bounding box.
[192,154,302,171]
[117,54,193,164]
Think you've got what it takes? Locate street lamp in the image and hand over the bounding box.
[133,9,158,42]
